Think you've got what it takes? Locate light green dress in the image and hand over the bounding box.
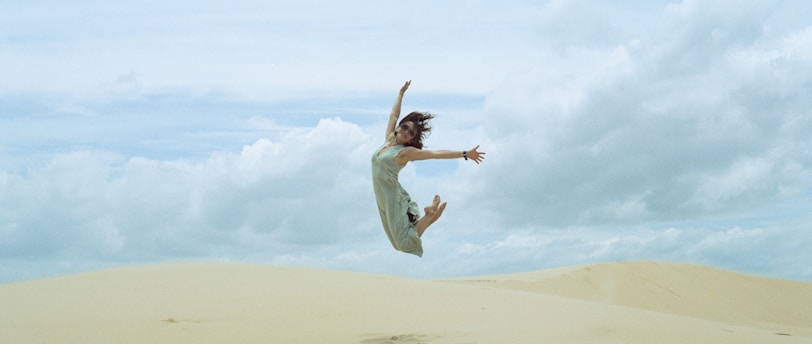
[371,144,423,257]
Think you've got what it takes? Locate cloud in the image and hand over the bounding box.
[0,0,542,100]
[3,1,812,284]
[478,0,812,229]
[0,118,378,266]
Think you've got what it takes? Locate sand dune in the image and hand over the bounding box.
[447,261,812,331]
[1,261,810,343]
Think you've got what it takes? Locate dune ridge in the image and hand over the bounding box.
[447,261,812,330]
[1,261,810,343]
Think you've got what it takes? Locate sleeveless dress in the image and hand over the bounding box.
[371,144,423,257]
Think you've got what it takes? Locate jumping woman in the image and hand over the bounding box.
[371,80,485,257]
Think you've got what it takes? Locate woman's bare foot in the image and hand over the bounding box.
[430,201,447,225]
[424,195,441,217]
[417,195,447,237]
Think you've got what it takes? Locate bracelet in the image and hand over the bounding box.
[463,151,468,160]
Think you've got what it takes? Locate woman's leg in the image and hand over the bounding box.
[416,195,447,237]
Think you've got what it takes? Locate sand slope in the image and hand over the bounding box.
[447,261,812,331]
[1,261,810,343]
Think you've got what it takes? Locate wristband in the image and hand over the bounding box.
[463,151,468,160]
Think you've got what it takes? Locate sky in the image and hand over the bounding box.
[2,0,812,284]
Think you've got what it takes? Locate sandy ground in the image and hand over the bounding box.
[1,261,810,343]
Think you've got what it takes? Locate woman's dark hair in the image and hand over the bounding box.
[399,111,435,149]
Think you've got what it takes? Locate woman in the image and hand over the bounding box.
[371,80,485,257]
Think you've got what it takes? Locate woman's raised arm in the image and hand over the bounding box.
[396,145,486,165]
[385,80,411,140]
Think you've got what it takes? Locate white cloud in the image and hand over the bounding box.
[0,0,542,100]
[477,0,812,230]
[3,1,812,283]
[0,118,377,266]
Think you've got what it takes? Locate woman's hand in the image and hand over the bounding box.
[467,145,486,164]
[400,80,411,95]
[387,80,412,140]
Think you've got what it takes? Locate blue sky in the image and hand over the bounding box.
[2,0,812,283]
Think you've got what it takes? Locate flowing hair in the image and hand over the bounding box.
[399,111,434,149]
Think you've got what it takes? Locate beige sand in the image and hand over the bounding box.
[1,261,810,343]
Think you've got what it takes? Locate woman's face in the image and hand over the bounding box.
[396,121,416,143]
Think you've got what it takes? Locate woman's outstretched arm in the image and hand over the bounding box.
[396,145,485,165]
[385,80,411,140]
